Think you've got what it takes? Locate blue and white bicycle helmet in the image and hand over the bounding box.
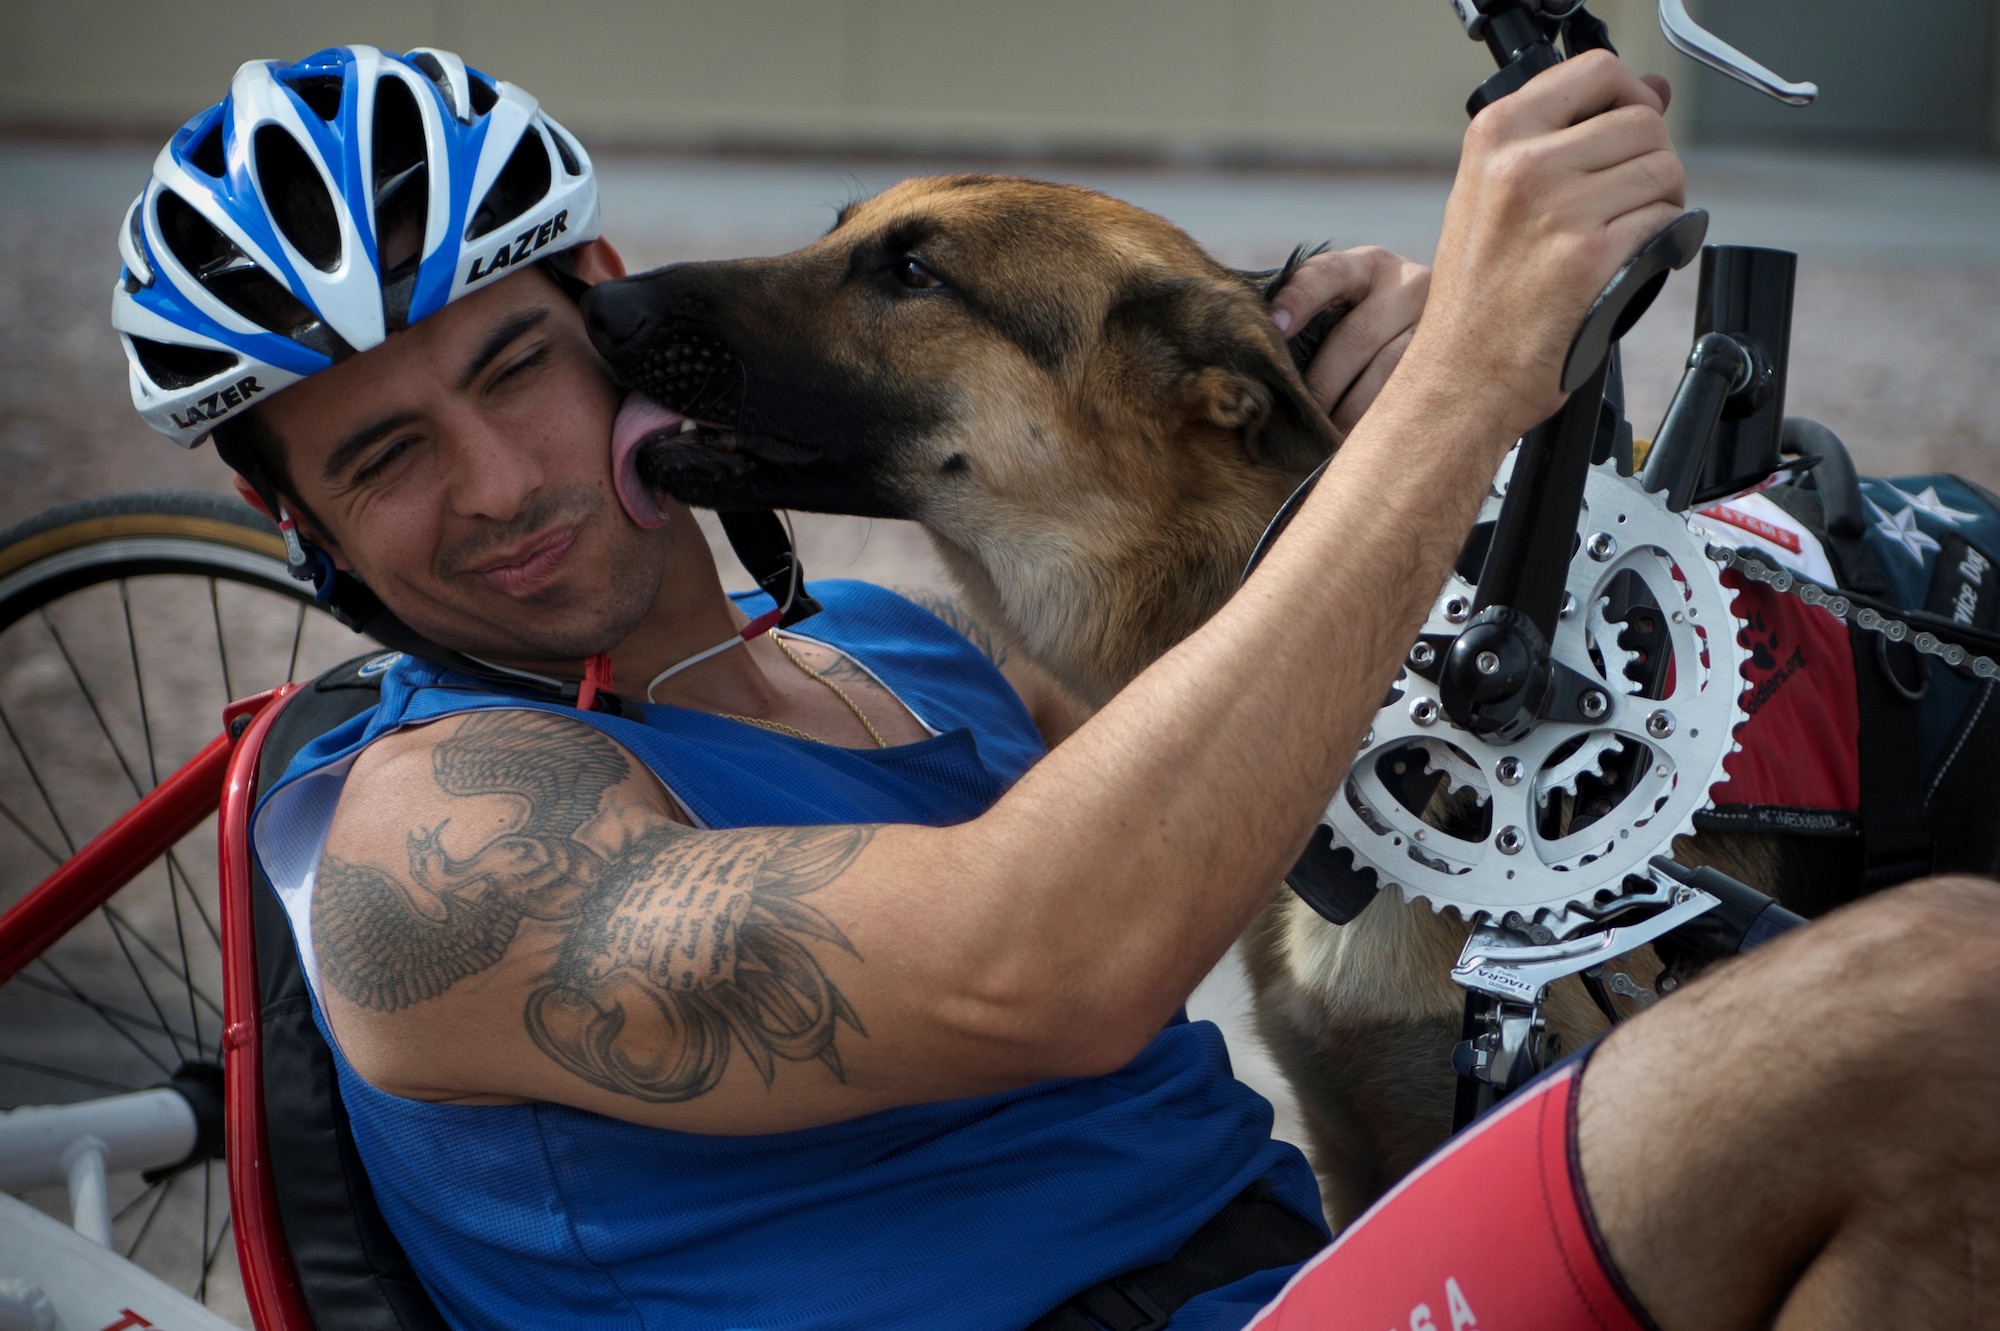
[114,44,599,445]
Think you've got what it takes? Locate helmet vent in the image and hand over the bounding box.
[467,74,499,117]
[130,335,240,391]
[254,126,342,273]
[285,74,346,122]
[407,51,453,98]
[186,122,228,178]
[373,76,431,328]
[466,129,550,241]
[126,201,154,285]
[122,267,144,294]
[550,124,582,177]
[156,189,355,361]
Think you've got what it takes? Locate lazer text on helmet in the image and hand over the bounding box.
[169,375,264,432]
[465,210,570,285]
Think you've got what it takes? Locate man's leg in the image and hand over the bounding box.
[1582,874,2000,1329]
[1248,876,2000,1330]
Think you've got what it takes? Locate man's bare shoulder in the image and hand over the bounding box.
[338,706,672,823]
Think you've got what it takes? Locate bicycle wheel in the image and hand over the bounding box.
[0,492,373,1325]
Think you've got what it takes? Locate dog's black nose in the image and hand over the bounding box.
[580,280,655,356]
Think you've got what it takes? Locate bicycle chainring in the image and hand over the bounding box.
[1321,454,1751,925]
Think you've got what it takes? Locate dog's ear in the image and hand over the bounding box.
[1179,350,1341,472]
[1107,273,1340,472]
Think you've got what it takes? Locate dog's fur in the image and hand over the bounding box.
[582,175,1983,1225]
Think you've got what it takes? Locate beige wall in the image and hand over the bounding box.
[2,0,1693,160]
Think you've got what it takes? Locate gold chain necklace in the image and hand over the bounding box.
[716,634,888,749]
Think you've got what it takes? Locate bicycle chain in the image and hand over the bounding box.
[1702,542,2000,680]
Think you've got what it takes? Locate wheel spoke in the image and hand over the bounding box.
[210,578,235,702]
[168,850,223,949]
[0,1052,138,1096]
[197,1162,216,1302]
[14,972,199,1047]
[114,1175,167,1225]
[39,607,146,798]
[203,1207,235,1289]
[0,699,77,855]
[39,607,146,799]
[100,907,190,1063]
[120,580,162,789]
[103,904,224,1020]
[0,792,64,866]
[32,957,177,1077]
[166,859,207,1060]
[125,1169,176,1264]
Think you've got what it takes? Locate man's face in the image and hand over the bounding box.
[256,256,668,664]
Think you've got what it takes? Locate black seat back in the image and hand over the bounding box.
[250,654,450,1331]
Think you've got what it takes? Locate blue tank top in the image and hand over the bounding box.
[253,581,1324,1331]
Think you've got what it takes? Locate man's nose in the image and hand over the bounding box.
[448,417,545,520]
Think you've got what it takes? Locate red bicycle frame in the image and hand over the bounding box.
[218,683,315,1331]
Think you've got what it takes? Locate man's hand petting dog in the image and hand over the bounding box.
[1269,247,1430,434]
[1416,51,1682,439]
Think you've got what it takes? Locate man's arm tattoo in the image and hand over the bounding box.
[314,710,625,1011]
[312,709,874,1102]
[526,823,872,1102]
[897,586,1011,667]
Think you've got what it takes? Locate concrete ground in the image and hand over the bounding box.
[3,135,1996,1318]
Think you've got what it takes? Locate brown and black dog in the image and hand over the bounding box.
[581,175,1992,1224]
[587,175,1339,710]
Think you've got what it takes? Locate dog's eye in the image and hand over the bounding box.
[896,256,944,290]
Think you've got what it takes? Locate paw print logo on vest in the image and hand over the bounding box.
[1739,611,1781,673]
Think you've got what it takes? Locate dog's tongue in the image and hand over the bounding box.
[610,392,678,529]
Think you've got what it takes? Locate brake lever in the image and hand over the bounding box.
[1658,0,1818,106]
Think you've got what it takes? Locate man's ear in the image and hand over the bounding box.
[231,474,275,522]
[572,237,627,284]
[230,475,350,567]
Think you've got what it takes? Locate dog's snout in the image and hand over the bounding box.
[580,282,656,356]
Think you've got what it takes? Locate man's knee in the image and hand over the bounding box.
[1800,874,2000,1079]
[1840,874,2000,990]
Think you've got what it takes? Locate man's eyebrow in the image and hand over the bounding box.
[457,307,551,390]
[323,411,422,483]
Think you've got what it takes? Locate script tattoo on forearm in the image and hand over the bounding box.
[312,709,872,1101]
[897,586,1011,667]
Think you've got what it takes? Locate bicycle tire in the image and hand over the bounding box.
[0,491,372,1325]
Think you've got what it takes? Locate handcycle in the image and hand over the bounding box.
[4,6,1996,1331]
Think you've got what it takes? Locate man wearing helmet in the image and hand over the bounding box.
[115,44,2000,1331]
